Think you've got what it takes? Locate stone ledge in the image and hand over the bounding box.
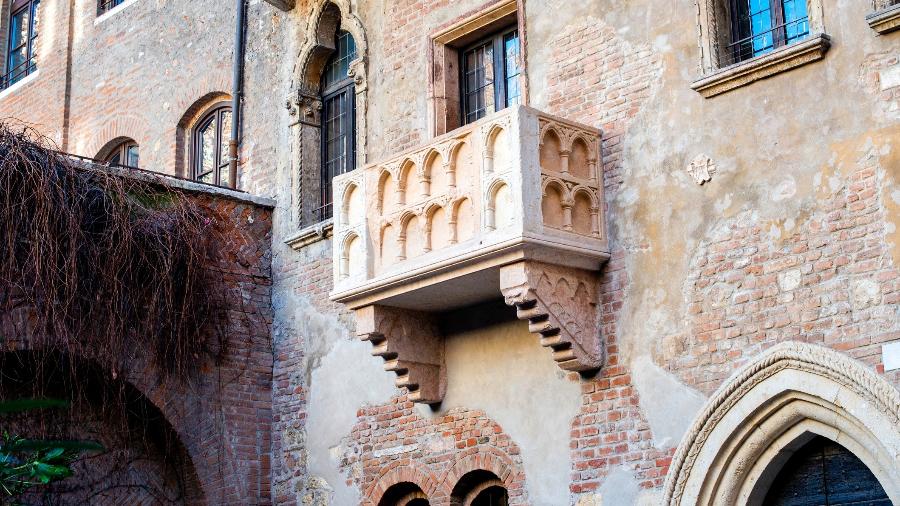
[286,220,334,250]
[0,70,39,101]
[867,4,900,34]
[691,34,831,98]
[73,161,276,208]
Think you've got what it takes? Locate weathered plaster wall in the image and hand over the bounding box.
[1,0,898,503]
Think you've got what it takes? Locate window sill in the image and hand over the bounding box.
[867,4,900,34]
[95,0,139,26]
[691,33,831,98]
[286,219,334,250]
[0,70,39,100]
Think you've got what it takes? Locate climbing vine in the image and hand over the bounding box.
[0,124,227,379]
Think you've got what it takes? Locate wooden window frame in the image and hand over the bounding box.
[102,139,139,168]
[429,0,527,137]
[459,24,520,126]
[190,104,232,187]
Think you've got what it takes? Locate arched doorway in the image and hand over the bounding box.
[378,481,430,506]
[451,470,509,506]
[663,342,900,505]
[763,435,890,505]
[0,351,204,504]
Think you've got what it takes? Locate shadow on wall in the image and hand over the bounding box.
[0,351,204,505]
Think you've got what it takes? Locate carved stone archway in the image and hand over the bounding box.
[663,341,900,505]
[288,0,369,228]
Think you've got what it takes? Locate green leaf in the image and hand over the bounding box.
[0,398,69,413]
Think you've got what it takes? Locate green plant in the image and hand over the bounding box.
[0,399,102,502]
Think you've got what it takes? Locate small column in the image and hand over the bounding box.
[560,150,571,175]
[562,202,574,231]
[591,207,600,237]
[444,161,456,189]
[589,157,599,184]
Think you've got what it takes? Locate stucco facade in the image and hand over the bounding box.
[1,0,898,504]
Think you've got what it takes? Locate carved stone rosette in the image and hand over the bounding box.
[355,305,446,404]
[499,261,603,372]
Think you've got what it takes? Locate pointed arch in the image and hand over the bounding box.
[291,0,370,227]
[663,341,900,505]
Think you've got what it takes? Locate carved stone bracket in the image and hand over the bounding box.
[499,261,603,372]
[356,305,446,404]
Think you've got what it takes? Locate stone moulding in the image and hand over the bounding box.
[691,34,831,98]
[867,4,900,34]
[499,261,602,371]
[331,106,609,403]
[663,341,900,505]
[356,305,446,404]
[262,0,295,11]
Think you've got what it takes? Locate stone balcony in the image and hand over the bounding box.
[330,105,609,403]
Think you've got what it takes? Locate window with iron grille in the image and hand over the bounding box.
[102,139,139,168]
[460,26,521,125]
[725,0,809,65]
[3,0,40,90]
[97,0,126,15]
[192,105,232,187]
[317,30,357,222]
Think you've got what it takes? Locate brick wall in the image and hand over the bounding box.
[0,174,275,505]
[343,394,528,506]
[658,150,900,393]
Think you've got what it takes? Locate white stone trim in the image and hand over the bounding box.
[691,33,830,98]
[0,70,38,100]
[663,341,900,505]
[867,3,900,34]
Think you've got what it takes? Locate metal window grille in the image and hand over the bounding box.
[98,0,126,16]
[719,0,809,67]
[316,31,357,222]
[2,0,40,91]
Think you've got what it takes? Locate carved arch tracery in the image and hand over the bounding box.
[663,341,900,505]
[289,0,370,227]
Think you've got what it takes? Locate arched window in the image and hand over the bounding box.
[191,104,232,186]
[317,30,357,221]
[764,435,890,505]
[101,138,139,168]
[451,470,508,506]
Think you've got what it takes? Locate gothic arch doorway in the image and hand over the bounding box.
[760,435,890,505]
[663,342,900,505]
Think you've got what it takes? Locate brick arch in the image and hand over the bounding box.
[364,464,438,506]
[0,349,207,503]
[433,448,522,501]
[79,114,147,161]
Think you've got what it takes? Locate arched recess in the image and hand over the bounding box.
[366,465,436,506]
[450,470,508,506]
[0,351,205,504]
[435,448,520,504]
[290,0,369,228]
[663,341,900,506]
[485,179,513,232]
